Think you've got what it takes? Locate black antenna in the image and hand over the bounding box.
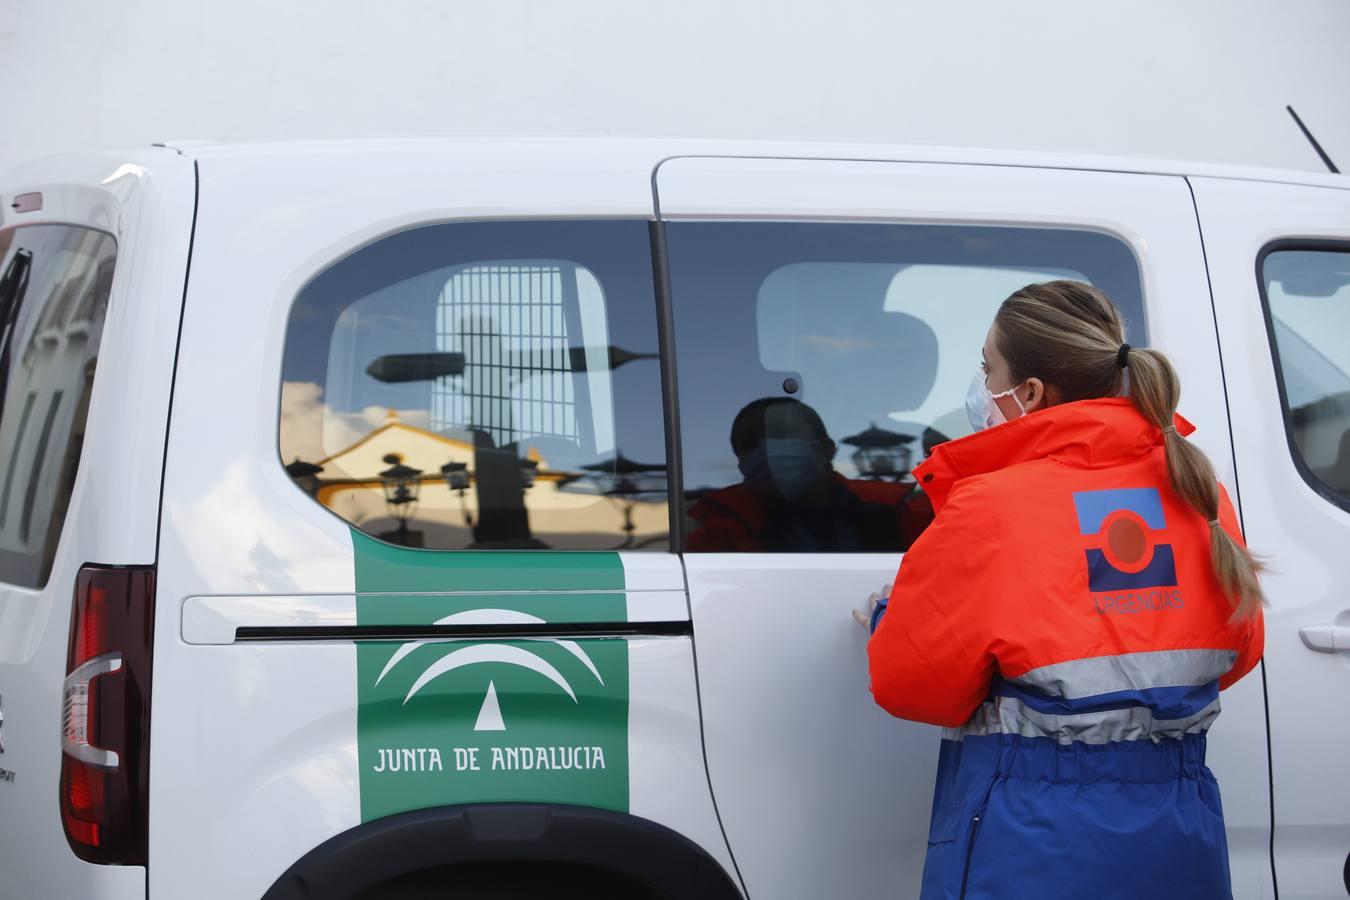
[1286,105,1340,174]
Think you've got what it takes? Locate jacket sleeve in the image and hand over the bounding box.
[1215,487,1265,690]
[867,479,1005,727]
[1219,607,1264,690]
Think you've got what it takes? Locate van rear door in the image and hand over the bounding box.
[0,152,195,899]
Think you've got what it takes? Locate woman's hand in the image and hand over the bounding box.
[852,583,891,631]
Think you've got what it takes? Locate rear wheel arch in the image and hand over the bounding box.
[260,804,743,900]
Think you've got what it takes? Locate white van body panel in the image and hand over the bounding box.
[0,148,195,899]
[174,136,1350,192]
[149,144,735,899]
[1191,175,1350,900]
[656,156,1273,900]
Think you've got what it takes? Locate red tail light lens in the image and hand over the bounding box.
[60,565,155,865]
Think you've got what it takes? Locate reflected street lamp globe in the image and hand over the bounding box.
[440,460,469,492]
[441,459,473,528]
[379,459,423,536]
[284,458,324,497]
[842,423,915,481]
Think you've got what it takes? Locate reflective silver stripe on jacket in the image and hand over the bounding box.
[1007,649,1237,699]
[943,648,1238,744]
[956,694,1222,745]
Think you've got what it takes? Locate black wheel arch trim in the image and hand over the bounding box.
[261,803,744,900]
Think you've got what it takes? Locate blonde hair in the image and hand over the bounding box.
[995,280,1264,619]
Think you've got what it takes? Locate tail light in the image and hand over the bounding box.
[60,565,155,864]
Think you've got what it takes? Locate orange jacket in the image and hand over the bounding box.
[868,398,1263,729]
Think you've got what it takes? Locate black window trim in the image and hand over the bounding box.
[1254,237,1350,516]
[648,220,685,552]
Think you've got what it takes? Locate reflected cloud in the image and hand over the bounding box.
[281,380,431,464]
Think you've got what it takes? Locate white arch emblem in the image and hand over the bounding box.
[375,609,605,705]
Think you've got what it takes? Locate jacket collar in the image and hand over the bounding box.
[913,398,1195,512]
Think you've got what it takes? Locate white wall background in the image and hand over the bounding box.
[0,0,1346,175]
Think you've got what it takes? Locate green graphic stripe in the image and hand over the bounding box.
[351,529,625,596]
[353,529,631,822]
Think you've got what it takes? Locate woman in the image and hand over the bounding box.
[865,281,1264,900]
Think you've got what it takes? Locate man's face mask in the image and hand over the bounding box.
[738,438,828,499]
[965,368,1027,432]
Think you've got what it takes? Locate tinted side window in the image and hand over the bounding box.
[1261,246,1350,509]
[280,220,669,551]
[0,225,116,588]
[666,222,1144,554]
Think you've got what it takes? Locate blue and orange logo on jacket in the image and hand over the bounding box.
[1072,488,1178,592]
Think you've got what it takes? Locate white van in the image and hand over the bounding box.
[0,139,1346,900]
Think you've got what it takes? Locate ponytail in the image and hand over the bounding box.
[1122,347,1265,619]
[996,281,1265,620]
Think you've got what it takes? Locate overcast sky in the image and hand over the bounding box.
[0,0,1347,174]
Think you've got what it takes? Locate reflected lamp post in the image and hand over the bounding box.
[379,460,423,543]
[842,424,915,481]
[284,458,324,498]
[574,454,668,549]
[441,460,473,528]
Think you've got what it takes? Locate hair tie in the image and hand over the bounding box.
[1161,425,1178,436]
[1207,519,1220,528]
[1117,344,1132,369]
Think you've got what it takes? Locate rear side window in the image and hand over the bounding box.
[1261,245,1350,509]
[279,220,669,551]
[0,225,116,588]
[665,222,1144,553]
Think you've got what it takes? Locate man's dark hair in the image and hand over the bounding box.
[729,397,831,457]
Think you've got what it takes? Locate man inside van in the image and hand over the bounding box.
[687,397,931,552]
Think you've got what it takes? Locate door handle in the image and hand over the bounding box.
[1298,625,1350,653]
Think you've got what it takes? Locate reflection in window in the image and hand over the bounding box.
[0,393,36,530]
[279,220,668,551]
[666,222,1145,553]
[0,226,115,588]
[1264,248,1350,504]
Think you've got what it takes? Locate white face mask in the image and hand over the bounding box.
[965,368,1027,432]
